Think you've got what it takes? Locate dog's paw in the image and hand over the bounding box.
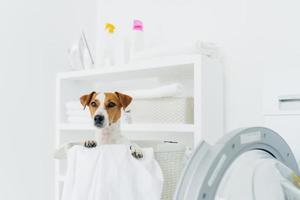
[84,140,97,148]
[130,145,143,159]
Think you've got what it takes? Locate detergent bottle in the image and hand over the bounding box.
[101,23,116,67]
[131,19,144,58]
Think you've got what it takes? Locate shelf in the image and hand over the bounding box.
[57,55,199,81]
[59,123,195,133]
[123,123,194,132]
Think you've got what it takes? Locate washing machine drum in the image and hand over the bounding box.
[174,127,300,200]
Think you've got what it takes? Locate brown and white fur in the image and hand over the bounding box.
[80,91,143,159]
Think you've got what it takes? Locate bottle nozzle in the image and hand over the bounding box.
[105,23,115,33]
[133,19,143,31]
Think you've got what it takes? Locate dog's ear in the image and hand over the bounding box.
[80,91,96,110]
[115,92,132,110]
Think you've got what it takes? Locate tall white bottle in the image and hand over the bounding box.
[130,19,144,61]
[101,23,116,67]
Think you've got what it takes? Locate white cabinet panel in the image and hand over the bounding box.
[263,68,300,115]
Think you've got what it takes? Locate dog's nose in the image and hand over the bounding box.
[94,115,104,122]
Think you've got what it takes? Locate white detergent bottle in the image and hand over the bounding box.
[131,19,144,60]
[101,23,116,67]
[115,32,128,66]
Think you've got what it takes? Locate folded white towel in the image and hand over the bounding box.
[66,108,86,112]
[66,110,90,117]
[130,41,219,61]
[66,101,83,110]
[125,83,183,99]
[67,116,91,124]
[65,84,183,107]
[62,145,163,200]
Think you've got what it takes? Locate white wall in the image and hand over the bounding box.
[0,0,96,199]
[96,0,300,132]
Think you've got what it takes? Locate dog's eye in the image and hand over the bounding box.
[107,102,116,108]
[90,102,97,107]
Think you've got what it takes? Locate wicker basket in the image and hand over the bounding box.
[136,141,186,200]
[130,97,194,124]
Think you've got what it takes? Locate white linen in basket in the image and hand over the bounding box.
[62,145,163,200]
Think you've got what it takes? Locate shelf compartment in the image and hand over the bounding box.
[57,55,198,81]
[59,123,194,133]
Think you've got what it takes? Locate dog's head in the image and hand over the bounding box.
[80,91,132,129]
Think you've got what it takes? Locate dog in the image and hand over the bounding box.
[80,91,143,159]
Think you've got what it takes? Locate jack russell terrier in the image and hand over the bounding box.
[80,91,143,159]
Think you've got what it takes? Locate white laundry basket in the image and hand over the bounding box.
[136,141,187,200]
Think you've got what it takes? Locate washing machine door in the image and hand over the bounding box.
[174,127,300,200]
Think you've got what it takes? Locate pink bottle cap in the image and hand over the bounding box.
[133,19,143,31]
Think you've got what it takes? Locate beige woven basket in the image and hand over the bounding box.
[136,141,186,200]
[130,97,194,124]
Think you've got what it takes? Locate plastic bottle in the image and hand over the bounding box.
[101,23,116,67]
[131,19,144,57]
[123,35,131,64]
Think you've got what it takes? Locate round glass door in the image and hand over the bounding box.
[174,127,300,200]
[215,150,286,200]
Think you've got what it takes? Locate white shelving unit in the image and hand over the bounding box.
[54,55,224,200]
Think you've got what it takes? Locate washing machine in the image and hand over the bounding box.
[174,127,300,200]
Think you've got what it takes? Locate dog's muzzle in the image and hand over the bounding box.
[94,114,105,128]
